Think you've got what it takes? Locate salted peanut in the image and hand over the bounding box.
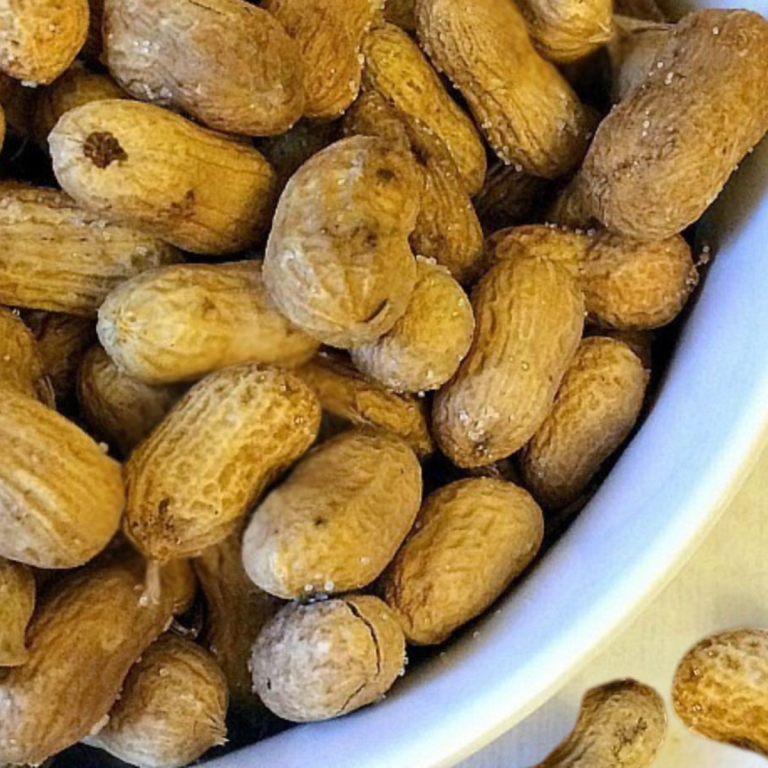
[0,0,89,85]
[194,530,280,721]
[25,311,95,405]
[265,0,379,121]
[345,93,483,282]
[608,17,672,102]
[50,100,278,254]
[416,0,593,179]
[0,554,195,766]
[244,430,422,599]
[0,559,35,667]
[98,262,319,385]
[297,353,434,457]
[77,345,181,457]
[251,596,406,722]
[0,389,124,568]
[31,62,126,145]
[382,478,543,645]
[264,136,420,348]
[582,9,768,241]
[535,679,667,767]
[492,223,591,264]
[522,337,649,508]
[105,0,304,136]
[0,307,54,405]
[582,232,697,329]
[434,254,584,467]
[517,0,612,63]
[474,163,552,234]
[673,629,768,757]
[0,184,179,316]
[361,23,486,195]
[87,635,228,768]
[352,259,474,393]
[259,119,341,190]
[385,0,415,30]
[125,365,321,562]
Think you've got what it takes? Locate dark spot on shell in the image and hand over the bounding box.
[83,132,127,169]
[376,168,396,182]
[364,300,389,323]
[314,517,327,527]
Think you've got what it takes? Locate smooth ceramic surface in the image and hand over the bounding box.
[207,2,768,764]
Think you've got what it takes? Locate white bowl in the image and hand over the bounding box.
[207,2,768,764]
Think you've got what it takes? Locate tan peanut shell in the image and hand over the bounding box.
[385,0,415,30]
[87,635,228,768]
[0,388,124,568]
[361,23,486,195]
[243,430,422,599]
[251,596,406,722]
[296,353,434,457]
[0,0,89,84]
[0,553,195,766]
[517,0,613,64]
[24,311,95,405]
[124,364,321,562]
[581,9,768,241]
[77,345,181,457]
[0,558,35,667]
[194,530,280,721]
[0,307,54,405]
[98,261,319,385]
[382,478,544,645]
[31,62,125,145]
[49,100,278,254]
[416,0,594,178]
[104,0,304,136]
[344,91,484,283]
[522,337,649,508]
[264,136,420,348]
[434,254,584,467]
[265,0,379,120]
[0,184,179,316]
[673,628,768,757]
[351,259,474,393]
[535,679,667,767]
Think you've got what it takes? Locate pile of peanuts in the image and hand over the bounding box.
[1,0,768,765]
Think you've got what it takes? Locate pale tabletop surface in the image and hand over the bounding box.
[460,440,768,768]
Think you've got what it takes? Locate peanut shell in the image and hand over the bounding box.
[0,306,54,405]
[0,558,35,667]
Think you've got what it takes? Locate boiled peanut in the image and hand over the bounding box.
[416,0,594,178]
[361,22,486,194]
[251,596,406,722]
[0,558,35,667]
[382,478,543,645]
[673,628,768,757]
[97,261,319,385]
[264,136,420,348]
[581,9,768,240]
[77,345,181,457]
[87,635,228,768]
[0,306,54,405]
[104,0,304,136]
[124,364,321,562]
[344,91,484,283]
[534,679,667,767]
[296,353,434,457]
[0,184,179,317]
[31,61,126,146]
[522,337,649,508]
[243,430,422,599]
[0,553,195,765]
[0,0,89,84]
[351,259,474,393]
[0,388,124,568]
[433,254,584,467]
[194,529,280,722]
[49,100,278,254]
[265,0,380,121]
